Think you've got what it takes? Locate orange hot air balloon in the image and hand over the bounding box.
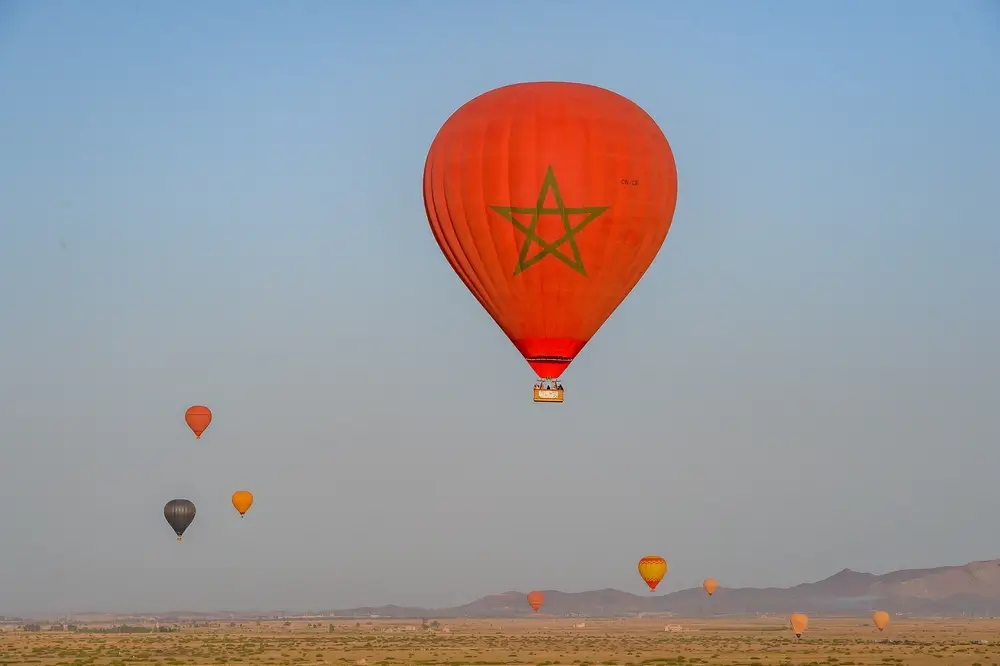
[185,405,212,438]
[872,610,890,631]
[231,490,253,518]
[424,82,679,387]
[637,556,667,592]
[703,578,718,596]
[527,590,545,612]
[790,613,808,638]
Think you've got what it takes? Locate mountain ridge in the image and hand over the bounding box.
[329,559,1000,619]
[34,558,1000,622]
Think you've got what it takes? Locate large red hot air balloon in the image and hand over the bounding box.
[423,82,678,399]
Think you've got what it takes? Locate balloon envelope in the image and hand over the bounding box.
[185,405,212,438]
[164,499,196,541]
[872,610,890,631]
[232,490,253,517]
[790,613,808,637]
[424,82,679,379]
[527,590,545,612]
[637,555,667,591]
[703,578,718,596]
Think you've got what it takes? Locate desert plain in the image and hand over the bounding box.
[3,617,1000,666]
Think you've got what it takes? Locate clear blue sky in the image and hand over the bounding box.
[0,0,997,615]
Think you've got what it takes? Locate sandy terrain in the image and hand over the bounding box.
[1,616,999,665]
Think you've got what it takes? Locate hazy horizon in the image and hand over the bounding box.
[4,556,995,617]
[1,1,998,616]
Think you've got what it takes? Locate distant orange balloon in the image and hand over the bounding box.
[703,578,718,596]
[185,405,212,439]
[638,556,667,592]
[872,610,890,631]
[790,613,808,638]
[527,590,545,612]
[232,490,253,518]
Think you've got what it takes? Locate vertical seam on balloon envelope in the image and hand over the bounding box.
[435,137,499,316]
[480,98,526,320]
[620,116,675,315]
[637,120,677,291]
[630,118,671,282]
[532,94,552,341]
[622,112,660,317]
[508,93,536,342]
[473,112,515,328]
[507,95,530,342]
[452,128,503,314]
[591,103,626,340]
[586,107,629,342]
[612,113,647,314]
[432,170,497,318]
[422,163,452,270]
[492,107,522,339]
[584,95,607,342]
[559,88,581,342]
[425,160,490,314]
[554,89,577,342]
[646,122,676,284]
[424,159,466,285]
[454,115,506,319]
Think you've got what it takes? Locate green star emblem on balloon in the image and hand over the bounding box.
[490,166,610,277]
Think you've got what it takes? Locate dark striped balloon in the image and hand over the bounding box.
[164,499,196,541]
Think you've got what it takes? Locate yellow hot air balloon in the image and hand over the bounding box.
[703,578,718,596]
[872,610,890,631]
[232,490,254,518]
[790,613,808,638]
[637,556,667,592]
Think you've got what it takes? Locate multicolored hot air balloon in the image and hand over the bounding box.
[164,499,196,542]
[872,610,890,631]
[638,556,667,592]
[423,82,679,401]
[703,578,718,596]
[790,613,808,638]
[185,405,212,439]
[527,590,545,612]
[232,490,253,518]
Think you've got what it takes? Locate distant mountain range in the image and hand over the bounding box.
[49,559,1000,622]
[329,559,1000,619]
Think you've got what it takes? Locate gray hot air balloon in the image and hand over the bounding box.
[164,499,196,542]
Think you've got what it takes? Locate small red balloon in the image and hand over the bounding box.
[185,405,212,439]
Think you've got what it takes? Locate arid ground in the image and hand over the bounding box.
[3,617,1000,666]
